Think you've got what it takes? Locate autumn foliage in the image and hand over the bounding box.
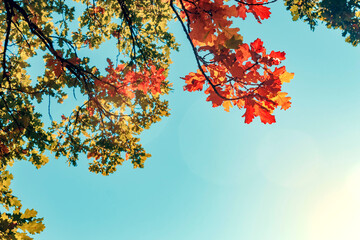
[0,0,294,238]
[174,0,293,124]
[2,0,359,238]
[96,59,165,99]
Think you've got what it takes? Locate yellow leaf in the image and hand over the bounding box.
[21,209,38,219]
[279,71,294,83]
[222,100,233,112]
[272,92,291,110]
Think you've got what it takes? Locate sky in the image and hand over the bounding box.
[8,1,360,240]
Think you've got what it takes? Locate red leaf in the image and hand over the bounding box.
[249,5,271,23]
[269,51,286,60]
[254,104,276,124]
[237,5,247,19]
[206,88,224,107]
[273,66,286,77]
[242,100,255,124]
[250,38,265,53]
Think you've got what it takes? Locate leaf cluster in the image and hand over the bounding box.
[0,0,177,238]
[173,0,293,124]
[285,0,360,46]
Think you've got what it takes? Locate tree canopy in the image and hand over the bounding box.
[0,0,358,238]
[285,0,360,46]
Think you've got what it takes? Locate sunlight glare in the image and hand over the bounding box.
[307,165,360,240]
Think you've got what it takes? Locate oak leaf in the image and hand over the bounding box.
[279,71,295,83]
[272,92,292,110]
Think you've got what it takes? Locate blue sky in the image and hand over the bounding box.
[9,1,360,239]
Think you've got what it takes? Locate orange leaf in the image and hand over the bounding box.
[272,92,291,110]
[279,71,294,83]
[222,100,232,112]
[254,104,276,124]
[237,5,247,19]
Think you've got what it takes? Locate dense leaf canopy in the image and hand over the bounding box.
[2,0,178,237]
